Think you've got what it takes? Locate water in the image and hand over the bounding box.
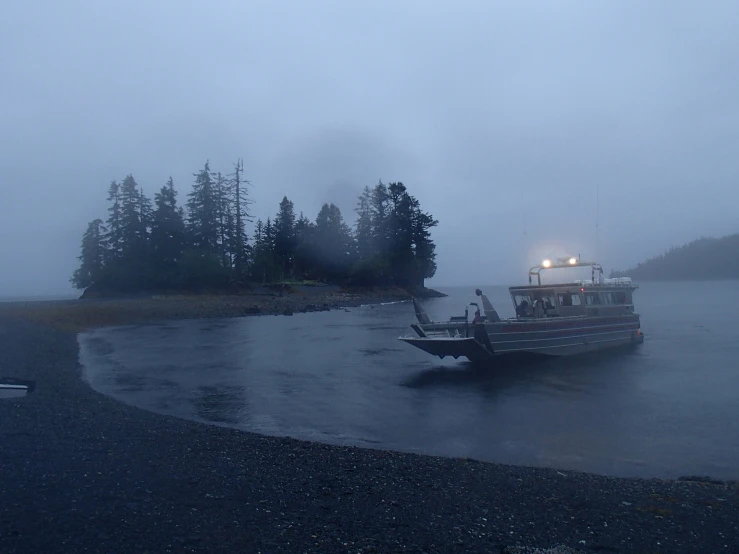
[0,293,78,303]
[79,281,739,480]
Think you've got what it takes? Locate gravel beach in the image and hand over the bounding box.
[1,299,737,553]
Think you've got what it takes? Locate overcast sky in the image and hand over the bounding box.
[2,0,739,296]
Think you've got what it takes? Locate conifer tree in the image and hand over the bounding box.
[151,177,185,287]
[118,174,149,259]
[105,180,123,263]
[186,162,219,252]
[214,171,231,269]
[273,196,296,279]
[370,181,391,257]
[70,219,107,289]
[410,196,438,287]
[386,182,415,285]
[312,203,354,281]
[251,217,280,283]
[293,212,315,278]
[354,186,373,260]
[228,158,253,281]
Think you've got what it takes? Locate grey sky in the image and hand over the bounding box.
[2,0,739,295]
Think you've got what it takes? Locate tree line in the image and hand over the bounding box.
[610,233,739,281]
[72,160,438,293]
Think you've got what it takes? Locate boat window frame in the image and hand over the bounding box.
[512,292,534,316]
[533,290,557,315]
[557,291,582,307]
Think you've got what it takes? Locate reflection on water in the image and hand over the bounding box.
[80,282,739,479]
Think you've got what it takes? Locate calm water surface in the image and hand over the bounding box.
[79,281,739,479]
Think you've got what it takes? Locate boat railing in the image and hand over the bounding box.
[529,259,603,286]
[575,278,638,288]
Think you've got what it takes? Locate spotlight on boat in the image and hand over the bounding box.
[569,257,577,265]
[542,259,552,268]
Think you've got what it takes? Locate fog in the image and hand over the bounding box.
[2,0,739,296]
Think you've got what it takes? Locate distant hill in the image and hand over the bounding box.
[611,233,739,281]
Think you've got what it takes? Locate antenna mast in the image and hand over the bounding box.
[595,184,599,261]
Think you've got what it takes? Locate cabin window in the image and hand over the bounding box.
[601,291,628,305]
[540,295,556,310]
[558,292,581,306]
[584,292,601,305]
[513,293,534,317]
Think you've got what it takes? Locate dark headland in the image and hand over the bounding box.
[611,233,739,281]
[1,295,737,554]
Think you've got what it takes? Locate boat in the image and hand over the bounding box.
[399,257,644,361]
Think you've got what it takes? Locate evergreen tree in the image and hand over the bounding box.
[104,174,152,289]
[186,162,219,251]
[386,182,415,285]
[214,171,231,270]
[119,174,149,259]
[228,158,253,281]
[410,196,438,287]
[354,186,373,260]
[150,177,185,288]
[370,181,391,256]
[349,179,438,287]
[293,212,315,279]
[105,180,123,263]
[250,219,265,282]
[138,187,153,236]
[311,203,354,281]
[71,219,107,289]
[251,217,280,283]
[253,219,264,249]
[273,196,296,279]
[181,162,230,288]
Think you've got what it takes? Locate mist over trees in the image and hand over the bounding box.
[71,161,438,293]
[611,234,739,281]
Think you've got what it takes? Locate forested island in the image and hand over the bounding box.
[71,159,440,297]
[611,233,739,281]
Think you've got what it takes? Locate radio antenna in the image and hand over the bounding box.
[595,184,599,261]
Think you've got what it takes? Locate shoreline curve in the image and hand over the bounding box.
[1,302,737,553]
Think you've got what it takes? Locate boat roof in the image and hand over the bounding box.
[517,258,637,290]
[509,279,638,292]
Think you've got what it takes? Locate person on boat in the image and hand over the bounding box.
[515,300,530,317]
[472,310,483,324]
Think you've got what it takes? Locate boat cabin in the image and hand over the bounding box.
[509,259,637,319]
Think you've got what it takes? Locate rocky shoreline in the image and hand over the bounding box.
[1,295,737,553]
[1,284,443,332]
